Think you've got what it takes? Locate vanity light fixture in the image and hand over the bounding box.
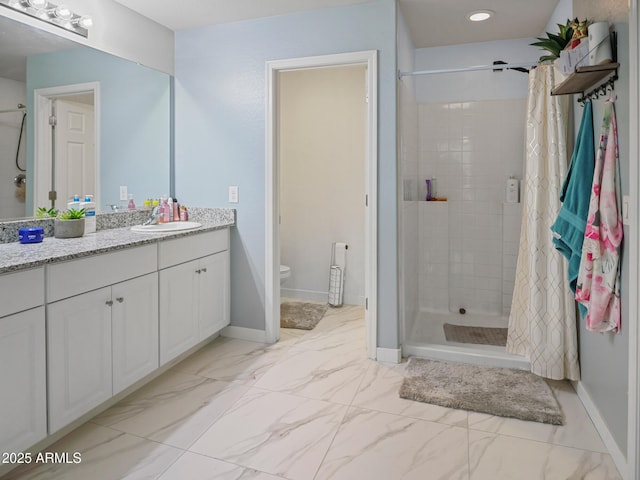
[468,9,494,22]
[0,0,92,37]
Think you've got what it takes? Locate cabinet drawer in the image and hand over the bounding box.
[0,267,44,318]
[46,245,157,302]
[158,229,229,269]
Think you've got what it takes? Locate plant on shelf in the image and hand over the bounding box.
[531,19,574,63]
[54,208,86,239]
[36,206,58,218]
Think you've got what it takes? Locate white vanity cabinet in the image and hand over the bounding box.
[0,268,47,454]
[47,288,113,433]
[111,273,159,394]
[159,229,230,365]
[46,245,158,433]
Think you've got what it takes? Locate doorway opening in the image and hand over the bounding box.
[33,82,99,214]
[265,51,378,358]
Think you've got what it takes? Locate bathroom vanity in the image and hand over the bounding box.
[0,209,233,456]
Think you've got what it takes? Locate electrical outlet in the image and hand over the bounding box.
[119,186,128,201]
[229,185,239,203]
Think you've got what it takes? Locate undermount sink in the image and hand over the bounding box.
[131,221,202,233]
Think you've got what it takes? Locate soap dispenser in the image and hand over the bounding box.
[81,195,96,234]
[67,194,81,210]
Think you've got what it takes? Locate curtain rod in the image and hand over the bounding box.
[398,61,538,79]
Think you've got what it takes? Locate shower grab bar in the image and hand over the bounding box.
[0,107,26,114]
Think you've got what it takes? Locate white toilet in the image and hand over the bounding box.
[280,265,291,284]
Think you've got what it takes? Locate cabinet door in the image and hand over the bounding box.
[0,307,46,453]
[112,273,159,395]
[159,260,198,365]
[47,288,112,433]
[199,251,230,340]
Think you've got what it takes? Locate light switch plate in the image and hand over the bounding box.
[623,195,630,225]
[228,185,239,203]
[119,186,128,201]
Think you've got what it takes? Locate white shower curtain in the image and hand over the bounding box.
[506,64,580,381]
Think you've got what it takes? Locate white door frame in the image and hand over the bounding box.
[33,82,100,214]
[265,50,378,359]
[629,1,639,478]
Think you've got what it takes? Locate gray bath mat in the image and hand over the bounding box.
[280,301,328,330]
[443,323,508,346]
[399,358,563,425]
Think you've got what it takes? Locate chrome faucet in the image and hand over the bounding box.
[143,206,162,225]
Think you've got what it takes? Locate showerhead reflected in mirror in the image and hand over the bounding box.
[0,15,171,220]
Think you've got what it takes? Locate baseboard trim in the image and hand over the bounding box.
[573,380,628,479]
[221,325,268,343]
[376,347,402,364]
[281,288,365,306]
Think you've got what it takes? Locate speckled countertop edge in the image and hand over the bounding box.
[0,208,235,275]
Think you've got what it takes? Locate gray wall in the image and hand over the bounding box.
[573,1,630,453]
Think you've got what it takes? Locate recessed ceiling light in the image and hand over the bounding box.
[468,10,494,22]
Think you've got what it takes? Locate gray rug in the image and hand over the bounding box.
[280,302,328,330]
[399,358,563,425]
[443,323,508,346]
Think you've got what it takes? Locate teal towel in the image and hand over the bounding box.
[551,101,594,313]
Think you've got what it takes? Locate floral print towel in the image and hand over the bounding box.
[575,99,623,333]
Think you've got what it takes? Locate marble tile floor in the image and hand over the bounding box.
[4,304,621,480]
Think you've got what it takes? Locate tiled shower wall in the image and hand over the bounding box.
[418,99,525,315]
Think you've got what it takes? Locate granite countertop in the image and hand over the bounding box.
[0,208,235,275]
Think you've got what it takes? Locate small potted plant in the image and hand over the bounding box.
[35,207,59,219]
[531,19,575,63]
[54,208,86,239]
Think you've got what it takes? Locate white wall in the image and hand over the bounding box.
[0,0,174,74]
[417,99,526,315]
[0,78,27,219]
[279,66,366,305]
[397,7,420,341]
[415,38,539,103]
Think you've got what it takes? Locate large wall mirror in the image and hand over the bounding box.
[0,15,171,220]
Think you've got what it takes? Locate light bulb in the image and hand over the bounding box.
[77,15,92,28]
[26,0,47,8]
[54,4,72,20]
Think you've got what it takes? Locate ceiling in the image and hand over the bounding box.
[113,0,561,48]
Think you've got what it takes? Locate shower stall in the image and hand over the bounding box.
[399,47,539,370]
[0,100,27,220]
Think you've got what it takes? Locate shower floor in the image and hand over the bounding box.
[403,311,530,370]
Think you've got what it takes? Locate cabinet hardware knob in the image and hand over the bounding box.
[195,269,201,274]
[116,297,124,303]
[201,267,207,273]
[106,300,114,306]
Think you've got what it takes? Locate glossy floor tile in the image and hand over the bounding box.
[5,303,622,480]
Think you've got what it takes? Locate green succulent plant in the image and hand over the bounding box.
[36,206,59,218]
[531,20,574,63]
[59,208,86,220]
